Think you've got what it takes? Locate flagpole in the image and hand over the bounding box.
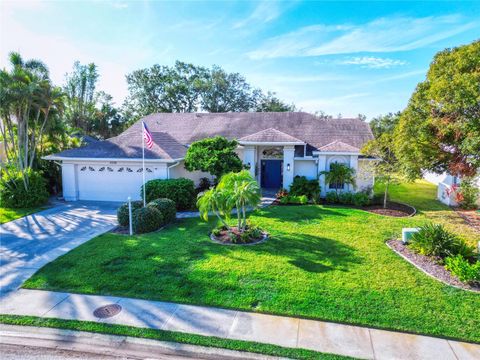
[142,122,146,207]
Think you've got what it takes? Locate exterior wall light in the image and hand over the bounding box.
[287,163,291,171]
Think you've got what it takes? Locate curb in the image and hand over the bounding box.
[0,324,280,360]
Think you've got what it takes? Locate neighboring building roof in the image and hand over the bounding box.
[239,128,304,144]
[47,112,373,161]
[317,140,360,153]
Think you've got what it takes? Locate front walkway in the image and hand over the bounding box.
[1,289,479,360]
[0,201,118,294]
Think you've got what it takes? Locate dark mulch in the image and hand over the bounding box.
[387,239,480,292]
[211,227,266,245]
[454,209,480,233]
[363,202,416,217]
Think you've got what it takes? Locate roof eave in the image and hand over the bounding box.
[42,155,184,163]
[312,151,362,156]
[239,141,305,146]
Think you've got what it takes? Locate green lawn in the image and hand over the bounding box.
[24,181,480,343]
[0,206,44,224]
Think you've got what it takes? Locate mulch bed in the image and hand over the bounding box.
[362,202,416,217]
[454,209,480,233]
[210,228,267,245]
[273,199,416,217]
[387,239,480,292]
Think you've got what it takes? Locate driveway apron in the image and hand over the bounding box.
[0,201,118,295]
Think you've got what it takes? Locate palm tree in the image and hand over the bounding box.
[197,170,261,233]
[0,52,64,190]
[321,163,356,195]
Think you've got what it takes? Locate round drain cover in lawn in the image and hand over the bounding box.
[93,304,122,318]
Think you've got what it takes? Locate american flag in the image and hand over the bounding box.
[142,121,153,149]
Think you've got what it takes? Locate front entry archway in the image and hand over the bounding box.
[261,160,283,189]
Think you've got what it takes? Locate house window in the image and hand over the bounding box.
[262,147,283,159]
[327,159,347,190]
[329,181,344,190]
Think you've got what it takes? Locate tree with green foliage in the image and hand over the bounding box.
[184,136,243,179]
[362,133,401,208]
[255,91,296,112]
[369,112,400,138]
[320,163,356,195]
[0,52,64,194]
[199,65,260,112]
[197,170,261,232]
[123,62,294,121]
[395,40,480,179]
[64,62,124,138]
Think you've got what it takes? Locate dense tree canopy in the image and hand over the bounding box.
[369,112,400,138]
[184,136,243,179]
[395,40,480,178]
[123,61,295,122]
[64,62,125,139]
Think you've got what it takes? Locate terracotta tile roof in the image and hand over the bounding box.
[239,128,304,143]
[49,112,373,160]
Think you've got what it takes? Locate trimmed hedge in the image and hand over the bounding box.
[132,207,163,234]
[0,169,49,208]
[117,200,144,227]
[143,178,195,210]
[147,198,176,224]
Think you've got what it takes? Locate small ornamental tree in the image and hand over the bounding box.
[362,133,402,209]
[320,163,356,195]
[197,170,261,233]
[184,136,243,179]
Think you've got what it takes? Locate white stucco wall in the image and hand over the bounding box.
[294,159,317,179]
[168,160,213,185]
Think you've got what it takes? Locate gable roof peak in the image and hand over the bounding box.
[239,127,304,143]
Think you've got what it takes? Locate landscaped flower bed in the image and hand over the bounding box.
[211,224,267,245]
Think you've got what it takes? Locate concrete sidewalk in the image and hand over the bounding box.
[1,289,479,360]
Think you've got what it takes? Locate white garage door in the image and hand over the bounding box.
[77,165,156,201]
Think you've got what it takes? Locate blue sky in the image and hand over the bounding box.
[1,1,479,119]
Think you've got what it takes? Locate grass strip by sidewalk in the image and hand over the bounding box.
[0,314,355,360]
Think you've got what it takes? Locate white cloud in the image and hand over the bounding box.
[233,1,283,29]
[339,56,407,68]
[248,15,478,59]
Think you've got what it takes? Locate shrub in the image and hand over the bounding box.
[117,200,144,227]
[279,195,308,205]
[410,223,473,260]
[195,177,212,194]
[457,177,479,210]
[143,178,195,210]
[275,188,288,199]
[352,191,371,207]
[147,198,176,224]
[325,191,338,203]
[445,255,480,283]
[132,206,163,234]
[0,168,49,208]
[289,176,320,201]
[337,192,353,204]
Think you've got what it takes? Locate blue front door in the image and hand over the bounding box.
[261,160,283,189]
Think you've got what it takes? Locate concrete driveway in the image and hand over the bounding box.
[0,202,118,295]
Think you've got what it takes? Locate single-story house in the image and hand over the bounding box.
[424,171,480,207]
[45,112,375,202]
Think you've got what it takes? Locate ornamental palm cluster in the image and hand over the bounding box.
[197,170,261,232]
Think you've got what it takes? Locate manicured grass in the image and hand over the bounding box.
[0,206,44,224]
[0,315,354,360]
[375,180,479,247]
[24,181,480,343]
